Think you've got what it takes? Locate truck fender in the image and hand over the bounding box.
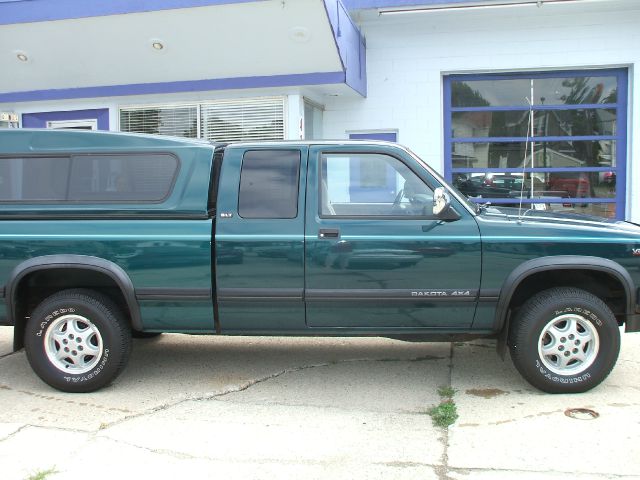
[494,255,635,358]
[6,255,142,349]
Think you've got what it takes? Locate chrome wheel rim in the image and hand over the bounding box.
[44,314,103,374]
[538,314,599,376]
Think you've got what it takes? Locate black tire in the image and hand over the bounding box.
[509,287,620,393]
[24,289,132,393]
[132,330,162,339]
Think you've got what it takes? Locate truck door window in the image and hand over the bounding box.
[238,150,301,219]
[320,153,433,217]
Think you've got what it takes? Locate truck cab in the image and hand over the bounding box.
[215,143,481,333]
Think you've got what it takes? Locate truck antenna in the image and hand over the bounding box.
[518,79,535,223]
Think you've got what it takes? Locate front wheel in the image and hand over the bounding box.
[509,287,620,393]
[25,289,132,393]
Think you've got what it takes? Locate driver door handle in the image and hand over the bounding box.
[318,228,340,239]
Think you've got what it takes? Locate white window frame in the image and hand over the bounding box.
[46,119,98,130]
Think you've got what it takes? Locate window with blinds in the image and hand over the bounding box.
[119,97,285,143]
[200,97,285,142]
[120,105,198,138]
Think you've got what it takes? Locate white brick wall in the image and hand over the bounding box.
[322,1,640,221]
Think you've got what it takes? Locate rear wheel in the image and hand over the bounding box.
[25,289,131,393]
[509,287,620,393]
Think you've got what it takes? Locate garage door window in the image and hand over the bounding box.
[444,69,627,219]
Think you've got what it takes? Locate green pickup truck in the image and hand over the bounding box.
[1,129,638,394]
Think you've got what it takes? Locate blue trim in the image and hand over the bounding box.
[323,0,367,97]
[452,135,618,144]
[22,108,109,130]
[0,71,346,103]
[616,69,628,220]
[443,68,628,220]
[451,104,618,112]
[448,69,625,82]
[452,167,617,174]
[0,0,264,25]
[349,132,397,142]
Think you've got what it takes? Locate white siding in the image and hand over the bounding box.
[322,2,640,220]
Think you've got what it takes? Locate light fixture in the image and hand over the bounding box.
[379,0,610,15]
[150,39,165,51]
[289,27,311,43]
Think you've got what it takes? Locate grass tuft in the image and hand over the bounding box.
[26,468,58,480]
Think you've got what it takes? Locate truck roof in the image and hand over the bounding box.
[0,129,399,153]
[0,129,217,153]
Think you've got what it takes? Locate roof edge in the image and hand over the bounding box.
[0,0,266,26]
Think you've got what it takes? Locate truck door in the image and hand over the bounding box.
[214,146,307,332]
[304,145,482,329]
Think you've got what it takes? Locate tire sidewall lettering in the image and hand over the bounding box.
[535,359,592,384]
[62,348,110,383]
[35,308,77,337]
[553,307,602,327]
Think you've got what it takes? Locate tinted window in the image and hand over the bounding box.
[0,154,178,203]
[0,157,70,201]
[68,154,178,202]
[238,150,300,218]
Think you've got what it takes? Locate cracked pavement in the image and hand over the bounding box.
[1,327,639,479]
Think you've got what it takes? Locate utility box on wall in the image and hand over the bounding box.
[0,112,19,128]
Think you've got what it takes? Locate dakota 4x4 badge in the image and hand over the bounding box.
[411,290,472,297]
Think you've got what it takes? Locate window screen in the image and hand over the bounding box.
[238,150,300,219]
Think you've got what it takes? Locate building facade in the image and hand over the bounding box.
[1,0,637,220]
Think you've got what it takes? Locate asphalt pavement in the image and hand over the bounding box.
[0,326,639,479]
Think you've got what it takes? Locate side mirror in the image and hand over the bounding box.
[433,187,460,221]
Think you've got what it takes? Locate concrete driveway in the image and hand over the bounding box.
[0,326,639,480]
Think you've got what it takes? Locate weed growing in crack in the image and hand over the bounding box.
[437,386,456,398]
[427,385,458,428]
[428,401,458,428]
[25,467,58,480]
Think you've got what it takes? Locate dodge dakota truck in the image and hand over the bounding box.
[0,129,638,394]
